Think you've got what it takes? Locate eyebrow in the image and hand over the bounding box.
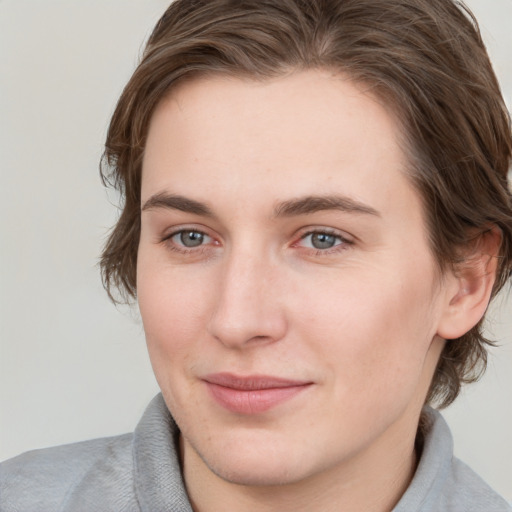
[274,195,380,218]
[141,192,214,217]
[141,192,380,218]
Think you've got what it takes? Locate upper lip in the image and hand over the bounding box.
[203,373,312,390]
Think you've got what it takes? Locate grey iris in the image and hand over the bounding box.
[311,233,336,249]
[180,231,204,247]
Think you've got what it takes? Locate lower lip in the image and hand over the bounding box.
[205,382,311,414]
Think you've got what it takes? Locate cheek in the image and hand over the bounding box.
[296,269,439,395]
[137,254,213,375]
[137,261,218,432]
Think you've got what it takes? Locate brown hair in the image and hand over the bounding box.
[100,0,512,407]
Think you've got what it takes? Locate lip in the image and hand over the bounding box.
[203,373,313,414]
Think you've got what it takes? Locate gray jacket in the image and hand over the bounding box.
[1,394,510,511]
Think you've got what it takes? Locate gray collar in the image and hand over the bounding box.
[133,394,193,511]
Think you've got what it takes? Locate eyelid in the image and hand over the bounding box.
[161,224,215,241]
[292,227,354,253]
[171,230,212,247]
[295,226,353,242]
[160,224,221,252]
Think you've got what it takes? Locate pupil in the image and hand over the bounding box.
[312,233,335,249]
[180,231,204,247]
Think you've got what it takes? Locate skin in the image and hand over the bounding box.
[137,70,479,511]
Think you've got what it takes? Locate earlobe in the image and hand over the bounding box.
[436,228,501,340]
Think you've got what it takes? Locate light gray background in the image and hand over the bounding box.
[1,0,511,502]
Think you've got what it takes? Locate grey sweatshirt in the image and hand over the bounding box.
[1,394,510,511]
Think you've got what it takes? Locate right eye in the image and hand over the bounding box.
[170,229,213,248]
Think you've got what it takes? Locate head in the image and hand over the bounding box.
[101,0,512,410]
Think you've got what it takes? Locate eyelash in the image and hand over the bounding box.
[294,229,353,255]
[161,228,216,255]
[161,227,353,256]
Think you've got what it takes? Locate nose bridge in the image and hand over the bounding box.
[207,242,286,348]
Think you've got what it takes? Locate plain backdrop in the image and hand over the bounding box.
[1,0,511,502]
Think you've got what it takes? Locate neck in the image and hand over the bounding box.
[181,413,419,512]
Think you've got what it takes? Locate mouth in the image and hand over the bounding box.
[202,373,313,414]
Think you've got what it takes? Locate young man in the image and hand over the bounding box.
[2,0,511,510]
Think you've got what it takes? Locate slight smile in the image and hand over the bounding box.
[203,373,314,415]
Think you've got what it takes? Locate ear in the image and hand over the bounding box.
[437,227,501,340]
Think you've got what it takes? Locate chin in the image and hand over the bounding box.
[187,426,328,488]
[204,450,309,487]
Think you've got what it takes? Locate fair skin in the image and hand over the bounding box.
[137,70,493,512]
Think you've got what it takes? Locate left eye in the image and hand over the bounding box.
[300,231,344,250]
[171,230,212,248]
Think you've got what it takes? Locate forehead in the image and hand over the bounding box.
[142,70,420,223]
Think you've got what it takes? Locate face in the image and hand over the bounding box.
[137,70,450,488]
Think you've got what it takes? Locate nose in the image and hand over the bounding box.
[207,248,288,349]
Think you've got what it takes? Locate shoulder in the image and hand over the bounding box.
[0,433,134,512]
[439,457,512,512]
[395,407,511,512]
